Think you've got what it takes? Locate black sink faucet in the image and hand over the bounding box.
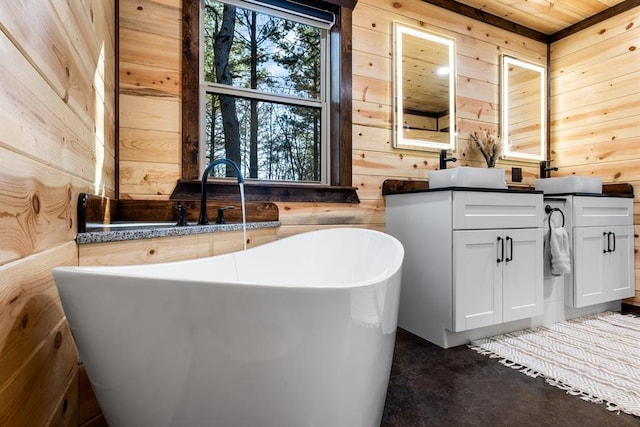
[198,158,244,225]
[439,149,457,170]
[539,160,558,179]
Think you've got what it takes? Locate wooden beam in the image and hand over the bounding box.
[115,0,120,199]
[421,0,640,44]
[419,0,548,43]
[306,0,358,10]
[334,6,353,186]
[170,180,360,203]
[181,0,201,181]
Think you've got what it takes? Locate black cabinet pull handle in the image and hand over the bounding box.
[611,232,616,252]
[497,236,503,263]
[505,236,513,262]
[603,231,616,253]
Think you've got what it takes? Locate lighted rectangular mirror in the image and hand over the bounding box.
[501,55,546,161]
[393,22,456,152]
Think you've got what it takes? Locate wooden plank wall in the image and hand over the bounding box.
[550,5,640,306]
[351,0,547,199]
[0,1,116,425]
[118,0,546,236]
[118,0,182,199]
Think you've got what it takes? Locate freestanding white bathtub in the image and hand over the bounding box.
[53,228,404,427]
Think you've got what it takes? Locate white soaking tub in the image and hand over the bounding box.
[53,228,404,427]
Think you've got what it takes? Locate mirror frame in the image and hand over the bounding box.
[500,55,546,161]
[393,22,456,152]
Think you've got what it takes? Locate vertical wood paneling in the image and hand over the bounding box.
[551,5,640,306]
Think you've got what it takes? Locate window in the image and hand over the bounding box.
[182,0,355,194]
[201,0,330,183]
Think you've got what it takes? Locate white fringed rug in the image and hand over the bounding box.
[469,311,640,417]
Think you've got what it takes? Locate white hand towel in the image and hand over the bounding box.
[550,226,571,276]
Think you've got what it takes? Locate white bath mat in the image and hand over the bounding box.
[469,311,640,417]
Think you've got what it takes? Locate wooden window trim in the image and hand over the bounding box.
[181,0,358,203]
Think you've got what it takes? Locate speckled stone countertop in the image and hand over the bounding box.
[76,221,281,244]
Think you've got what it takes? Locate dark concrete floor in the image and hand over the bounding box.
[381,328,640,427]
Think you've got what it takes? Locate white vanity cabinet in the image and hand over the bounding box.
[386,189,544,348]
[557,196,635,307]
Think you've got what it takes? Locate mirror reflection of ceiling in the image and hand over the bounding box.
[402,34,450,116]
[453,0,627,35]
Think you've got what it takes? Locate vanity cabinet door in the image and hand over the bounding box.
[606,225,635,301]
[453,228,543,331]
[572,225,634,307]
[452,230,502,332]
[502,228,544,322]
[573,227,607,307]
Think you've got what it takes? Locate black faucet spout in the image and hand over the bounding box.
[198,159,244,225]
[439,149,457,170]
[539,160,558,179]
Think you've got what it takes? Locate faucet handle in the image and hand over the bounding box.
[175,203,188,226]
[216,206,235,224]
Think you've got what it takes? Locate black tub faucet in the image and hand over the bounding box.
[439,149,457,170]
[198,158,244,225]
[539,160,558,179]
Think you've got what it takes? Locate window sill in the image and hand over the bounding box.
[169,180,360,203]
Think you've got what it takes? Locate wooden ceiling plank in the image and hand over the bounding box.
[549,0,640,41]
[421,0,636,42]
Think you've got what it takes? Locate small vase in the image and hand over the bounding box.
[485,156,496,168]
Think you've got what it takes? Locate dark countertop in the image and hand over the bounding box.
[386,186,542,195]
[382,179,634,198]
[541,192,634,198]
[76,221,281,244]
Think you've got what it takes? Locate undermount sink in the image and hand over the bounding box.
[535,176,602,194]
[428,167,507,190]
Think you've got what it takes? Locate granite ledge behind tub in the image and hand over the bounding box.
[77,221,281,244]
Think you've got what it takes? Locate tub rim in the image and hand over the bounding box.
[54,228,404,290]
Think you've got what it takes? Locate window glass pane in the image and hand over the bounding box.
[203,0,322,99]
[205,93,322,182]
